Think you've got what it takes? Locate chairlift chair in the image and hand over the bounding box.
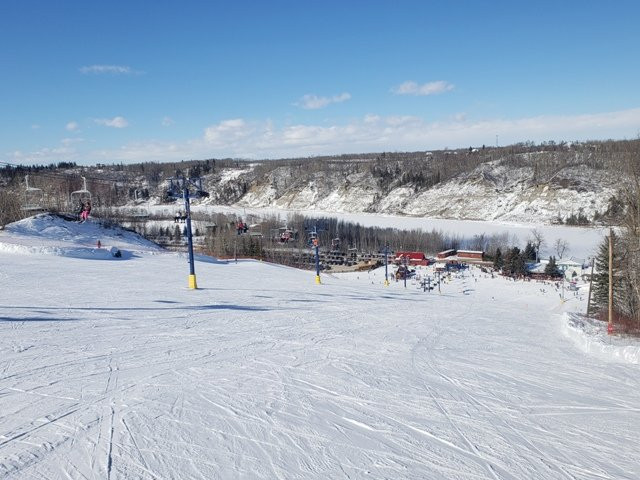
[307,229,318,246]
[165,178,182,199]
[131,208,150,219]
[248,224,263,237]
[166,177,209,200]
[276,225,298,243]
[22,175,45,212]
[70,176,92,206]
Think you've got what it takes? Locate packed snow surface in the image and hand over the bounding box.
[1,215,639,479]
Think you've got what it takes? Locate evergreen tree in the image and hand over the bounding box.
[503,247,527,276]
[512,247,527,276]
[493,248,503,270]
[591,232,631,314]
[592,235,611,312]
[524,242,537,261]
[544,256,561,277]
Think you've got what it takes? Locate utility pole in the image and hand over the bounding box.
[166,175,208,289]
[586,258,595,316]
[313,237,321,284]
[383,245,390,286]
[403,255,408,289]
[608,227,614,334]
[307,223,324,284]
[182,185,197,289]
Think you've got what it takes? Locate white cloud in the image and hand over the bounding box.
[61,137,84,146]
[392,80,455,96]
[296,92,351,110]
[384,115,420,127]
[31,124,41,130]
[197,108,640,159]
[162,116,174,127]
[94,116,129,128]
[204,118,251,146]
[9,137,84,163]
[79,65,140,75]
[7,107,640,165]
[66,121,79,132]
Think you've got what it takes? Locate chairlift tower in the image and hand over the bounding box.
[382,245,390,286]
[166,175,209,289]
[306,223,326,284]
[403,255,408,289]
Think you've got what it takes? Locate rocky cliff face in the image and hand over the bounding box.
[205,157,616,224]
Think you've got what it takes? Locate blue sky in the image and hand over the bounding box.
[2,0,639,165]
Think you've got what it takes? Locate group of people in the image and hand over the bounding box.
[77,200,91,222]
[236,220,249,235]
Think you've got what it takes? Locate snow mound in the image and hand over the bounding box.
[561,313,640,365]
[0,213,162,259]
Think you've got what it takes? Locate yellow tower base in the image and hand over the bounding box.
[189,274,198,289]
[384,279,390,286]
[315,275,321,284]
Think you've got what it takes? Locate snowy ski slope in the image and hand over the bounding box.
[1,215,639,479]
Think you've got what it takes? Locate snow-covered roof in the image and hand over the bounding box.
[395,251,426,260]
[557,259,584,267]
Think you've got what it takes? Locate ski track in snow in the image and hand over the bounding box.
[1,216,639,479]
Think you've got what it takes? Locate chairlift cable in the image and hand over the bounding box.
[0,161,141,186]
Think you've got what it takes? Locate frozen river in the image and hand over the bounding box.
[147,204,606,260]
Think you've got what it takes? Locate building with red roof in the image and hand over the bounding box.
[394,252,430,266]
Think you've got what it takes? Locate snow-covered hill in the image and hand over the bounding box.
[208,158,616,224]
[1,215,639,479]
[0,213,161,258]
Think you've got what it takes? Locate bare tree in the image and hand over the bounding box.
[554,238,569,259]
[0,191,22,226]
[617,144,640,325]
[529,228,545,262]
